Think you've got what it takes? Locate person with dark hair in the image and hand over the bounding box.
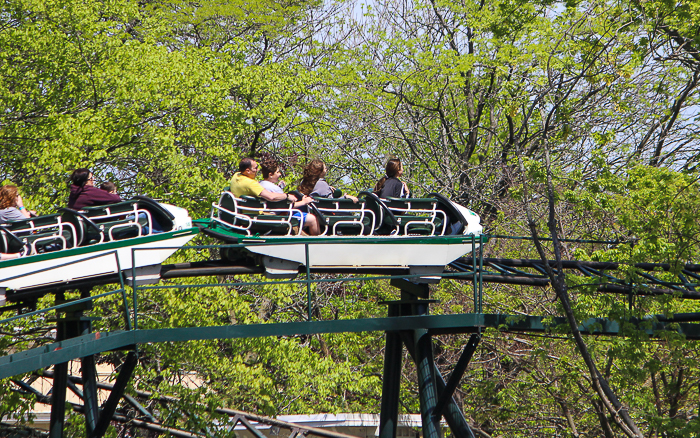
[374,158,410,199]
[68,168,121,210]
[0,184,34,222]
[298,160,358,202]
[259,158,320,235]
[230,158,297,203]
[100,181,117,194]
[258,157,287,192]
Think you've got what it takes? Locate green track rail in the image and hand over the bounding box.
[2,312,698,380]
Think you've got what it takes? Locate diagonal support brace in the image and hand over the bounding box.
[433,333,481,419]
[400,332,475,438]
[91,350,138,438]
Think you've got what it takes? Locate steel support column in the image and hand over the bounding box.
[79,309,100,437]
[379,304,403,438]
[414,328,442,438]
[50,319,70,438]
[434,372,475,438]
[81,354,99,435]
[49,361,68,438]
[391,278,443,438]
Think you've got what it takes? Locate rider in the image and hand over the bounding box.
[298,160,358,202]
[68,168,121,210]
[230,158,298,203]
[259,157,320,235]
[374,158,410,199]
[0,184,34,222]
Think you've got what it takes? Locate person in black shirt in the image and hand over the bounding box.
[374,158,410,198]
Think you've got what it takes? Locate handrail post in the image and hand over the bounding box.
[472,234,477,312]
[479,234,484,314]
[114,250,131,331]
[132,247,138,330]
[305,243,312,321]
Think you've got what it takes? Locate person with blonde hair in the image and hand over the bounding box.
[374,158,410,199]
[0,184,33,222]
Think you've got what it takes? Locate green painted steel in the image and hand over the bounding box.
[414,328,442,438]
[3,313,700,379]
[81,354,99,436]
[379,304,403,438]
[434,333,481,419]
[305,243,312,321]
[0,288,125,325]
[135,269,478,290]
[50,360,68,438]
[488,234,618,244]
[92,350,138,438]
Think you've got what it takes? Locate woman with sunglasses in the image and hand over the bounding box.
[67,168,121,210]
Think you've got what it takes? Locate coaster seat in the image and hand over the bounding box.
[211,192,303,236]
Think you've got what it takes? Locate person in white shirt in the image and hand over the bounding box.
[260,158,321,236]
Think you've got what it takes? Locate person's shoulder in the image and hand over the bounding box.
[260,180,282,192]
[237,176,263,195]
[384,178,402,188]
[313,179,331,191]
[246,178,263,188]
[0,207,24,221]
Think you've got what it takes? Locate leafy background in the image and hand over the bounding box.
[2,0,700,435]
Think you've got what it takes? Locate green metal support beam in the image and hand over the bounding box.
[92,350,138,438]
[400,332,475,438]
[414,328,442,438]
[433,333,480,420]
[3,313,700,379]
[49,357,68,437]
[379,304,403,438]
[81,354,99,435]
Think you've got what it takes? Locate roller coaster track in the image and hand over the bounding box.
[450,256,700,297]
[8,254,700,305]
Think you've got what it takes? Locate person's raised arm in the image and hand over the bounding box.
[259,189,297,203]
[15,194,32,218]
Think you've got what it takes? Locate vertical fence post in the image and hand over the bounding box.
[132,248,138,330]
[305,243,312,321]
[115,250,132,330]
[472,234,477,312]
[478,234,484,314]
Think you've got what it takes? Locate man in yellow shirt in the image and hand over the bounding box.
[230,158,297,203]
